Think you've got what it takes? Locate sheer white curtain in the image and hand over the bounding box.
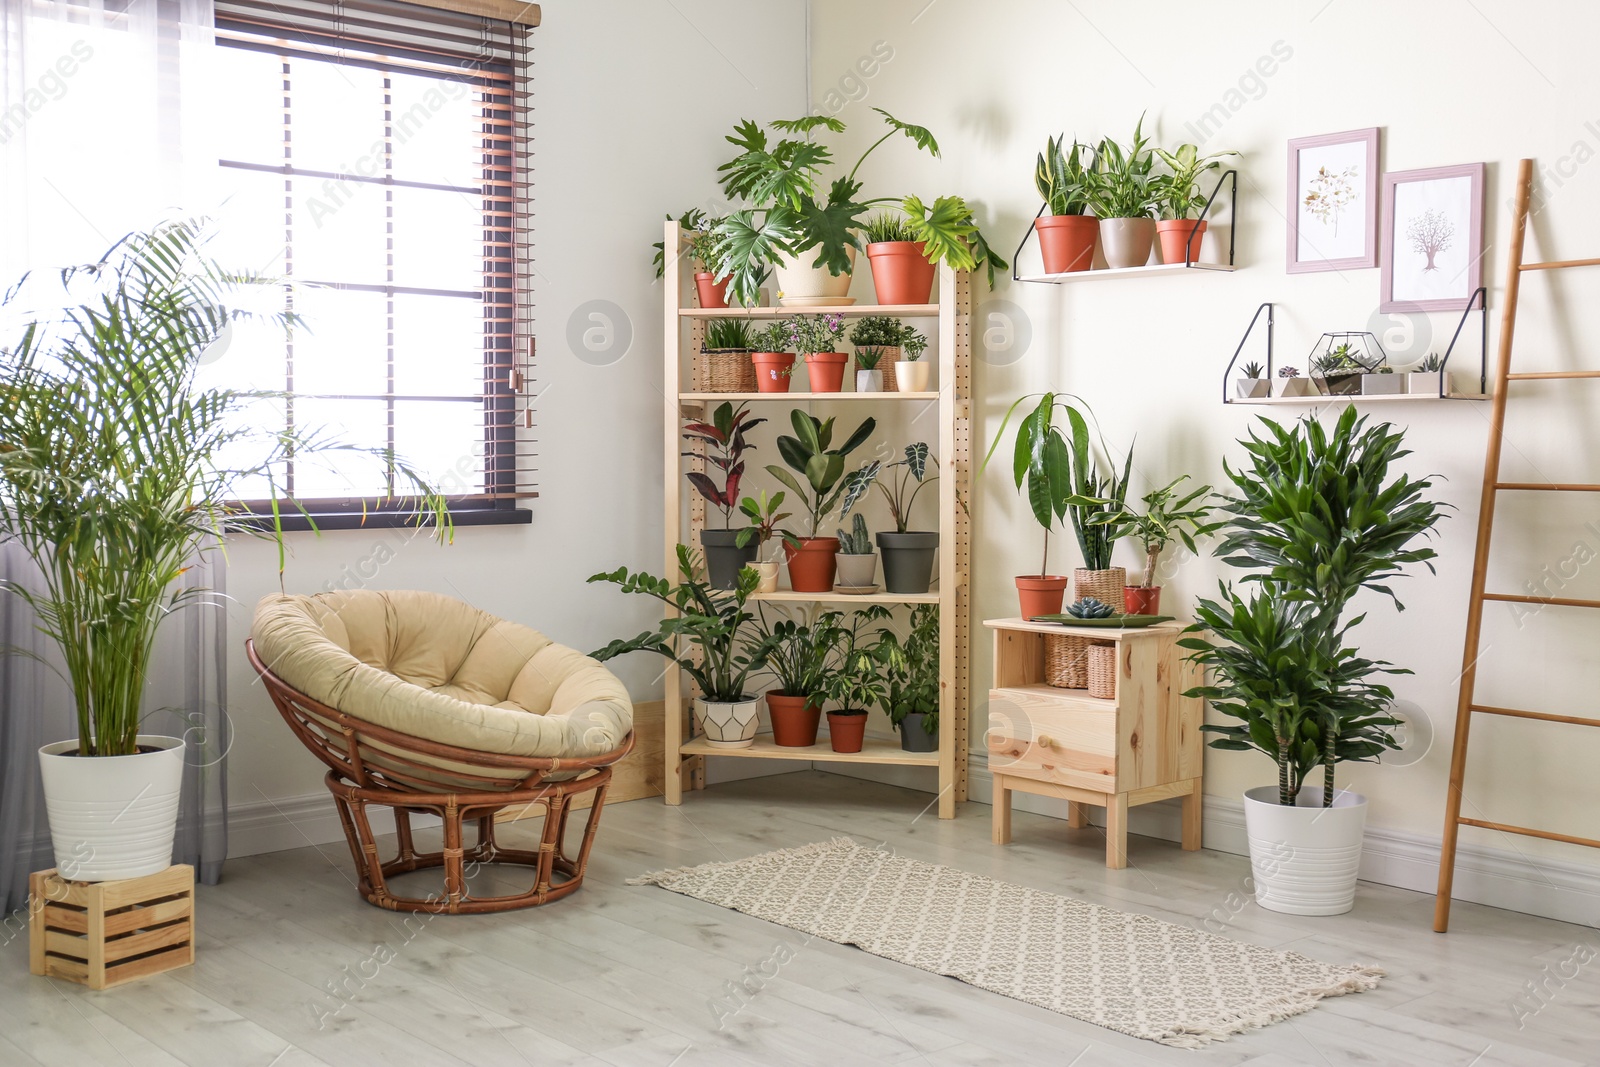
[0,0,229,914]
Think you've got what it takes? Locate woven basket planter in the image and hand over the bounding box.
[874,347,901,392]
[1074,567,1127,607]
[1045,634,1090,689]
[1087,643,1118,699]
[703,348,756,393]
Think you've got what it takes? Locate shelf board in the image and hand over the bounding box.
[681,304,940,319]
[679,391,939,403]
[1016,263,1237,284]
[679,734,939,766]
[983,617,1185,639]
[753,589,941,605]
[1228,392,1490,405]
[992,682,1117,713]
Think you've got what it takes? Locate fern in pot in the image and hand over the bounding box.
[1,222,447,881]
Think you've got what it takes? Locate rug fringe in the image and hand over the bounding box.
[1156,966,1387,1048]
[628,836,860,886]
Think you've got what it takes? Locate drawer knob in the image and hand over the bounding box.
[1037,734,1055,748]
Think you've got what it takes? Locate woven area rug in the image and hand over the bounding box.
[632,838,1384,1048]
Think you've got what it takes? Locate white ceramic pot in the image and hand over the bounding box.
[1098,218,1156,269]
[1361,373,1404,395]
[1234,379,1270,399]
[774,244,856,306]
[895,360,931,392]
[38,734,184,881]
[693,696,762,749]
[1274,377,1315,397]
[1242,785,1368,915]
[754,561,780,593]
[1406,371,1444,396]
[835,552,878,589]
[855,369,882,393]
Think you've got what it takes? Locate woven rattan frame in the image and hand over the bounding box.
[246,640,633,914]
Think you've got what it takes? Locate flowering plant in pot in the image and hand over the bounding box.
[848,442,940,595]
[819,610,889,753]
[589,546,764,748]
[871,604,940,752]
[751,609,845,747]
[785,313,849,392]
[750,322,795,393]
[1084,115,1160,268]
[735,490,800,593]
[1153,142,1236,265]
[681,401,767,589]
[1034,134,1099,273]
[1181,409,1446,914]
[1076,475,1220,615]
[1,222,449,882]
[765,410,876,592]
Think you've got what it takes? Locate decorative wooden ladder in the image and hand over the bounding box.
[1434,157,1600,931]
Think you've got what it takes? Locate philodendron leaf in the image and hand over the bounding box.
[797,177,867,275]
[904,195,978,273]
[873,108,940,156]
[770,114,846,136]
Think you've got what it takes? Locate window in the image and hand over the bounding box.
[208,0,537,526]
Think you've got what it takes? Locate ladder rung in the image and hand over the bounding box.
[1506,371,1600,380]
[1471,703,1600,727]
[1457,818,1600,850]
[1494,482,1600,492]
[1521,257,1600,271]
[1482,592,1600,609]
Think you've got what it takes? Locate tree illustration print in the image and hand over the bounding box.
[1303,164,1359,236]
[1407,208,1455,272]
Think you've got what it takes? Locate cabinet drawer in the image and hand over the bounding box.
[987,686,1117,792]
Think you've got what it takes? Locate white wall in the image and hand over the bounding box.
[807,0,1600,915]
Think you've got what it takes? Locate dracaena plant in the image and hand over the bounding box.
[681,401,766,528]
[750,609,846,707]
[0,220,449,758]
[1035,135,1096,217]
[1076,475,1221,588]
[765,410,876,536]
[1085,113,1159,220]
[1154,143,1238,221]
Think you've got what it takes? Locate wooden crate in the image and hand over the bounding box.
[29,864,195,990]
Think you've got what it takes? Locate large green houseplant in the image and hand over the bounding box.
[765,410,876,592]
[873,603,940,752]
[1085,114,1160,268]
[1181,409,1445,914]
[1,221,447,882]
[1034,135,1099,273]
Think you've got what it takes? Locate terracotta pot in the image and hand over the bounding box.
[1035,215,1098,274]
[694,271,730,309]
[767,692,821,748]
[1015,575,1070,619]
[1099,217,1156,269]
[1156,219,1207,265]
[866,240,936,304]
[751,352,794,393]
[774,244,855,306]
[826,710,868,753]
[804,352,849,393]
[1124,585,1161,615]
[784,536,839,592]
[895,360,931,393]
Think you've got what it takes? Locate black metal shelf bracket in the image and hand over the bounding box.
[1221,302,1275,404]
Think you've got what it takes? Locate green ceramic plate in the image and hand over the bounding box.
[1031,614,1175,628]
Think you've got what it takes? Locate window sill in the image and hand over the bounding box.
[227,507,531,533]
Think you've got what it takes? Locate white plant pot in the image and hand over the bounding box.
[38,734,184,882]
[1406,371,1444,396]
[835,552,878,588]
[693,696,762,749]
[1234,379,1270,399]
[754,561,780,593]
[774,244,856,306]
[1361,373,1404,395]
[1274,377,1315,397]
[895,360,931,392]
[855,369,883,393]
[1242,785,1368,915]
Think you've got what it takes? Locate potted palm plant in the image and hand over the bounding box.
[1034,134,1098,273]
[681,401,766,589]
[2,222,448,882]
[1182,410,1446,914]
[590,546,764,748]
[854,442,940,595]
[751,610,845,747]
[820,610,888,753]
[1078,476,1220,615]
[873,604,940,752]
[735,490,799,593]
[764,410,876,592]
[750,323,795,394]
[1153,142,1236,265]
[1085,115,1160,269]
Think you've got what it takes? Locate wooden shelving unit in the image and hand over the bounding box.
[661,220,971,819]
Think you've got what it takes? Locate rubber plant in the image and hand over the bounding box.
[680,401,765,528]
[764,410,877,536]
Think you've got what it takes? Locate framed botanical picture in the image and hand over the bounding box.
[1286,127,1380,273]
[1380,163,1485,312]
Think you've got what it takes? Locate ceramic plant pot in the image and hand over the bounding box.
[775,244,856,306]
[1243,785,1369,915]
[1362,373,1404,395]
[898,712,939,752]
[1235,378,1271,399]
[693,696,762,749]
[767,692,821,747]
[826,710,868,753]
[701,528,758,590]
[866,240,935,304]
[1015,575,1070,619]
[855,369,883,393]
[1123,585,1161,615]
[785,537,839,593]
[752,352,795,393]
[694,271,730,309]
[1276,377,1315,397]
[804,352,849,393]
[1099,217,1156,269]
[1035,214,1099,274]
[1156,218,1208,265]
[877,531,938,594]
[895,360,931,393]
[1406,371,1445,396]
[38,734,185,881]
[753,560,780,593]
[835,552,878,589]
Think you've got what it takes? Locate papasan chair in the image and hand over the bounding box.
[248,590,634,914]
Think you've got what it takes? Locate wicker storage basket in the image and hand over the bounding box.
[703,348,757,393]
[1087,642,1118,699]
[1073,567,1127,608]
[1045,634,1091,689]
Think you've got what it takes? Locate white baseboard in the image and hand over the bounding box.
[227,791,441,859]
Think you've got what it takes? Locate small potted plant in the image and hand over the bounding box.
[681,401,767,589]
[590,547,763,748]
[849,315,909,392]
[1153,143,1237,265]
[736,489,800,593]
[821,611,889,753]
[895,327,930,393]
[1406,352,1445,396]
[853,346,886,393]
[751,611,845,747]
[1085,115,1159,269]
[1311,343,1369,396]
[856,442,940,595]
[1235,360,1269,399]
[787,312,850,392]
[1362,362,1404,395]
[702,318,756,393]
[1034,134,1099,274]
[1080,476,1219,615]
[862,212,935,305]
[835,513,878,589]
[765,410,877,592]
[1059,407,1135,609]
[1275,365,1314,397]
[873,604,940,752]
[688,217,733,308]
[750,323,795,393]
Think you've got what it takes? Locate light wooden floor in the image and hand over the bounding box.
[4,771,1598,1066]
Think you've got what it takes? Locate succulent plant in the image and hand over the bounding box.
[1241,360,1264,378]
[836,513,873,555]
[1417,352,1443,372]
[1066,596,1115,619]
[1278,365,1300,378]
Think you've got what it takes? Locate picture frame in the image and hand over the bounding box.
[1286,127,1380,273]
[1380,163,1485,312]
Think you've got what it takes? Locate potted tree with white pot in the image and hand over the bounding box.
[1182,409,1445,915]
[1,221,449,882]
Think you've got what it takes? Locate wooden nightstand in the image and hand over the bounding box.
[983,617,1204,869]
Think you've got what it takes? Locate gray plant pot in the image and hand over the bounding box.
[701,528,757,590]
[877,531,939,594]
[835,552,878,589]
[1361,373,1404,395]
[1235,378,1270,399]
[1406,371,1445,396]
[898,712,939,752]
[1099,218,1156,269]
